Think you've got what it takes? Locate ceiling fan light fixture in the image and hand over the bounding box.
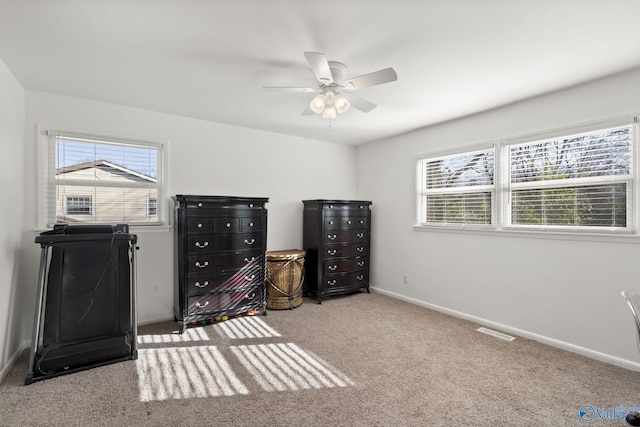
[334,94,350,114]
[309,94,326,113]
[322,104,337,119]
[264,51,397,120]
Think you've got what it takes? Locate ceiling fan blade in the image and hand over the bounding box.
[344,93,377,113]
[301,105,315,116]
[344,67,397,90]
[304,52,333,85]
[263,86,317,93]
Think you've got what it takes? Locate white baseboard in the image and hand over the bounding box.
[370,286,640,372]
[0,339,30,385]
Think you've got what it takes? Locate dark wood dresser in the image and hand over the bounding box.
[302,199,371,304]
[173,195,268,333]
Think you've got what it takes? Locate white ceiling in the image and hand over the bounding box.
[2,0,640,146]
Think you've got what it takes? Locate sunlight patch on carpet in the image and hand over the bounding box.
[137,326,211,344]
[231,343,354,392]
[215,316,282,339]
[135,346,248,401]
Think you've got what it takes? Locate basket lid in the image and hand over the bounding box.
[266,249,306,261]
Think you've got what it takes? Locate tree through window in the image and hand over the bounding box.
[416,120,635,234]
[508,126,632,229]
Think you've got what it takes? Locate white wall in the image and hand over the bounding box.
[356,67,640,369]
[22,91,357,328]
[0,58,26,381]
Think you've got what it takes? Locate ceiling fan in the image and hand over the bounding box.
[263,52,398,119]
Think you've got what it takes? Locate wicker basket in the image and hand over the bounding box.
[265,249,305,310]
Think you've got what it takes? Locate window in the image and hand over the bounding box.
[147,197,157,217]
[417,148,495,227]
[507,125,632,231]
[42,130,164,226]
[417,120,636,234]
[64,196,93,215]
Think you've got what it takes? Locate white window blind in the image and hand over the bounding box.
[45,130,163,226]
[418,148,495,226]
[507,125,632,231]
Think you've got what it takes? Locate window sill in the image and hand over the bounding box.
[412,224,640,244]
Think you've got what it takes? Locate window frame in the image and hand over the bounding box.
[37,126,168,230]
[416,145,497,230]
[503,124,634,233]
[415,118,638,238]
[63,195,93,216]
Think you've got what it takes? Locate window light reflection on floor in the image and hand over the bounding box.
[137,326,211,344]
[215,316,282,339]
[135,318,354,401]
[231,343,354,392]
[136,346,248,402]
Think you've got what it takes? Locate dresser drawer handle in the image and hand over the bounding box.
[357,275,364,281]
[347,220,352,225]
[197,223,203,228]
[327,234,337,240]
[327,249,337,256]
[195,281,209,288]
[328,265,337,271]
[195,301,209,308]
[356,233,364,238]
[249,222,254,227]
[249,203,254,208]
[244,256,256,263]
[358,261,365,267]
[226,222,231,228]
[195,241,209,248]
[197,202,203,207]
[244,274,256,281]
[195,261,209,268]
[359,220,364,224]
[327,279,336,286]
[357,247,364,252]
[246,291,256,299]
[244,238,256,245]
[328,220,334,225]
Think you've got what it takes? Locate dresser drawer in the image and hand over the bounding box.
[187,250,262,274]
[185,199,262,210]
[188,218,213,233]
[213,218,240,233]
[190,217,261,234]
[324,271,369,289]
[187,267,262,295]
[323,202,370,212]
[240,216,261,232]
[324,215,368,230]
[324,243,367,259]
[323,229,368,244]
[187,287,262,315]
[324,257,368,275]
[187,233,262,253]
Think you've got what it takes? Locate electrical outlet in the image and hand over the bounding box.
[403,274,409,285]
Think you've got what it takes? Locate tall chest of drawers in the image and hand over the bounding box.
[302,199,372,304]
[173,195,268,333]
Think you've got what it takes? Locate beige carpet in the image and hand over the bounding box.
[1,291,639,426]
